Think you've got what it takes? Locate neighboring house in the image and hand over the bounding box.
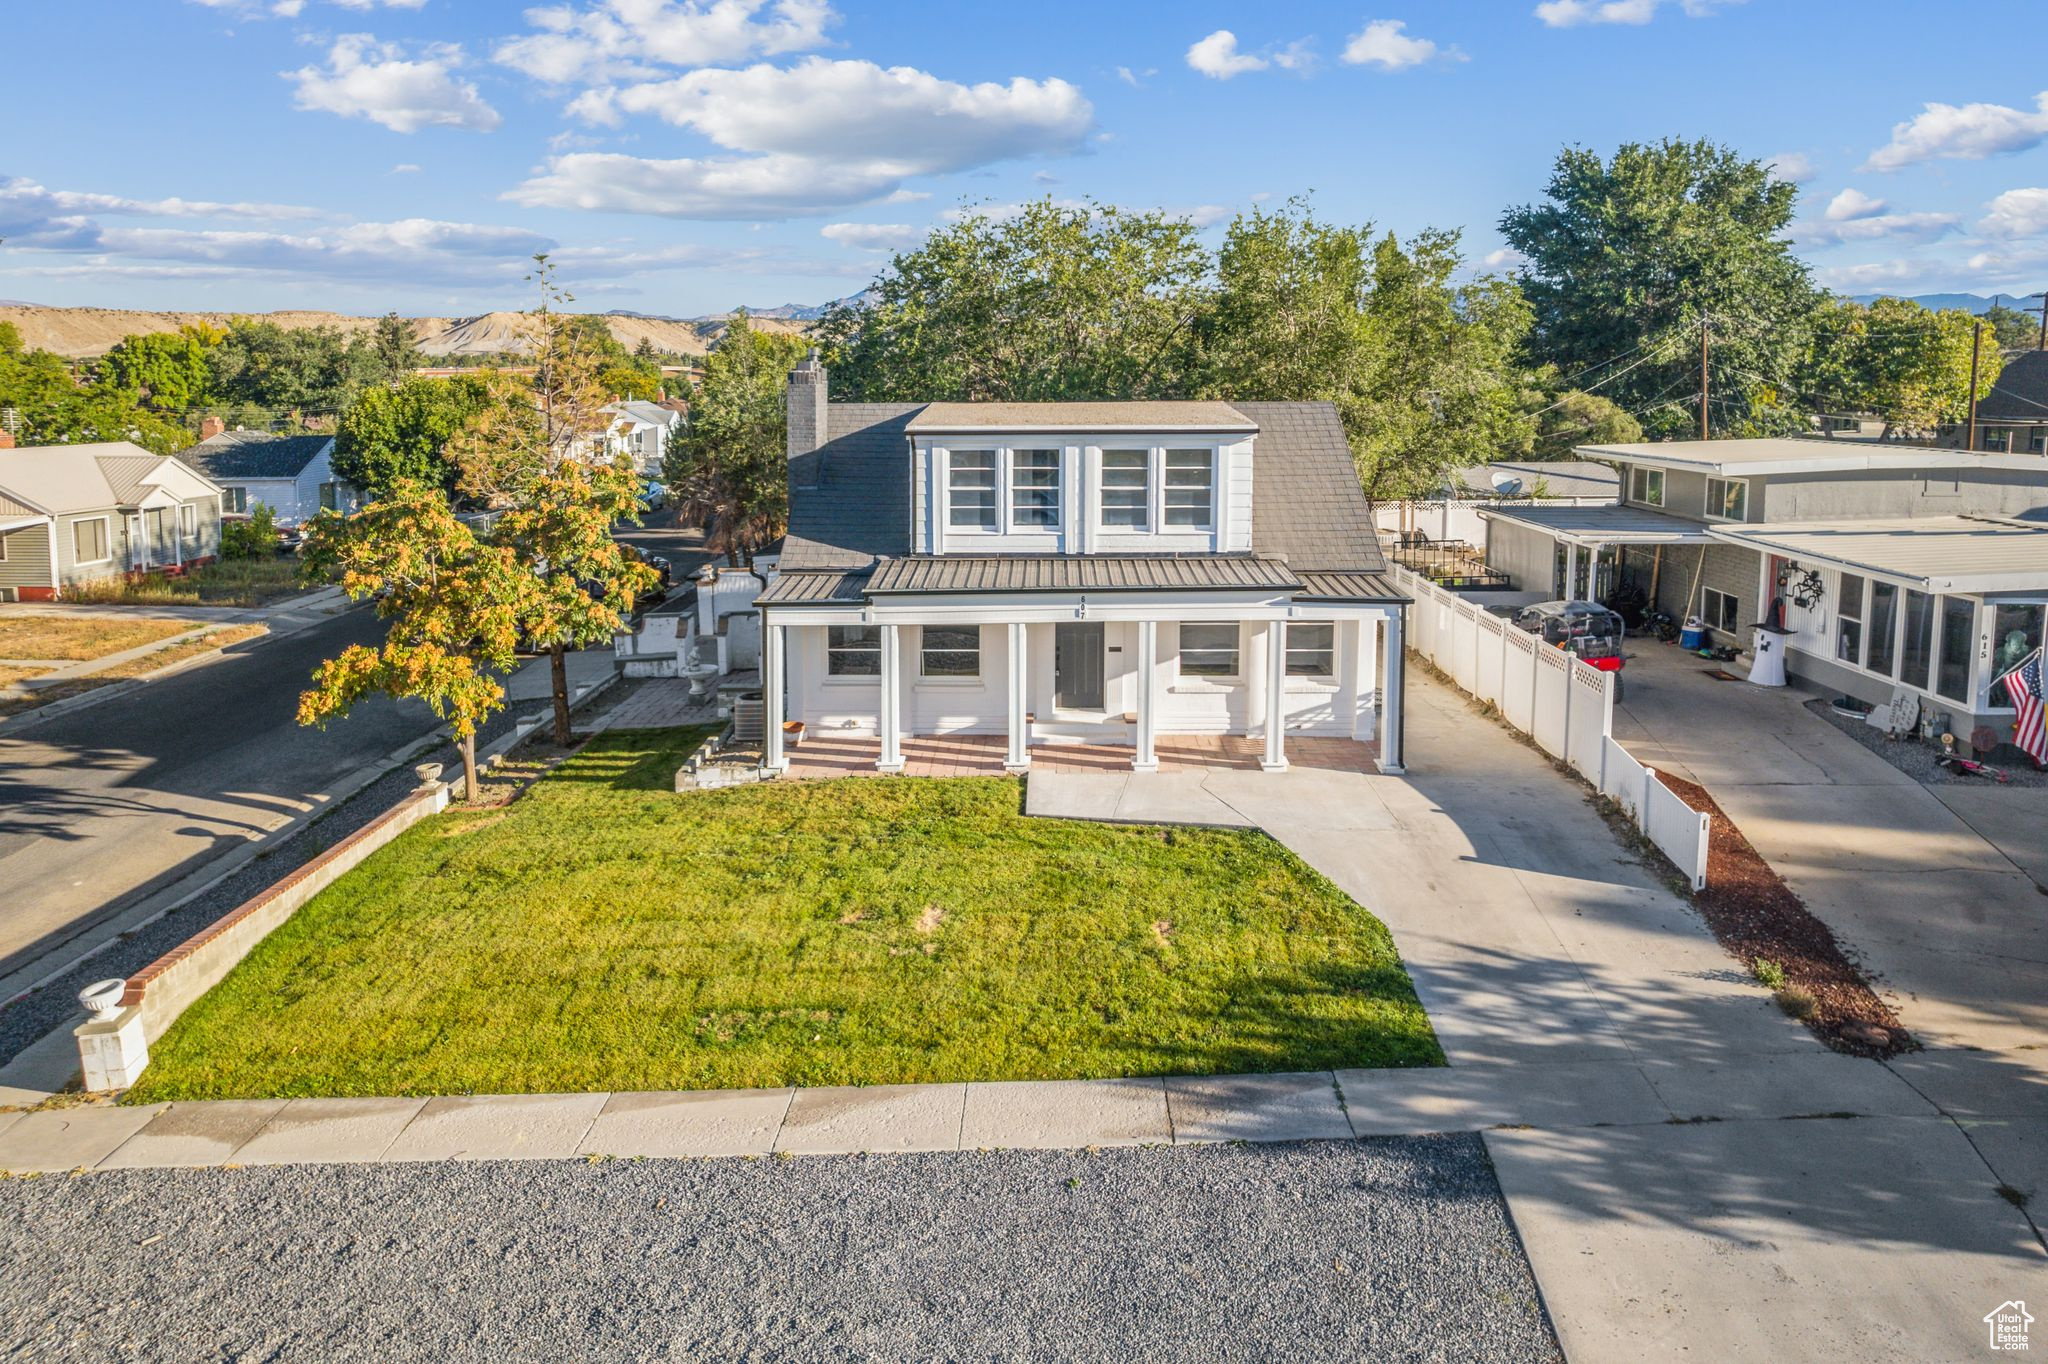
[603,400,685,478]
[1374,460,1619,546]
[1942,348,2048,455]
[1478,437,2048,745]
[0,442,223,601]
[754,356,1411,775]
[182,431,357,525]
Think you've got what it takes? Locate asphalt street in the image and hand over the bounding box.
[0,1136,1561,1363]
[0,606,440,979]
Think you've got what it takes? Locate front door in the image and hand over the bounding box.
[1054,622,1104,710]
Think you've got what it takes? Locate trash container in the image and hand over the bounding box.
[1748,625,1789,687]
[1679,618,1707,650]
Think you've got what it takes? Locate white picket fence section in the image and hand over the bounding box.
[1389,564,1710,890]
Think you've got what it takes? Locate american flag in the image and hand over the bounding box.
[1999,645,2047,766]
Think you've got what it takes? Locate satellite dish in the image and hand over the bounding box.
[1490,472,1524,495]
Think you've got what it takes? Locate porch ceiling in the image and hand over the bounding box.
[1477,503,1715,547]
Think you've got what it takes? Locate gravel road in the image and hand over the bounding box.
[0,1135,1559,1363]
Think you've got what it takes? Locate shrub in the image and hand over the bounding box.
[220,503,277,560]
[1751,958,1787,990]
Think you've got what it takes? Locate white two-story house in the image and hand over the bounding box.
[755,355,1411,774]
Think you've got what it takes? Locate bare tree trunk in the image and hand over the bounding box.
[550,641,572,746]
[459,731,478,804]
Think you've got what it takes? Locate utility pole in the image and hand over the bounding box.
[1966,320,1983,452]
[2029,292,2048,351]
[1698,313,1710,440]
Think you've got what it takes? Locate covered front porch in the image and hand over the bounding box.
[758,575,1408,777]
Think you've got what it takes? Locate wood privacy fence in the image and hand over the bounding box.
[1390,565,1710,890]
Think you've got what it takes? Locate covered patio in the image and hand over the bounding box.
[1478,502,1715,603]
[782,732,1381,780]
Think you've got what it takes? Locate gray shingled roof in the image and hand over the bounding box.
[185,432,334,481]
[907,402,1256,433]
[867,555,1301,594]
[781,400,1385,577]
[1977,350,2048,423]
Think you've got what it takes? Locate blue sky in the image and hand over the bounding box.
[4,0,2047,317]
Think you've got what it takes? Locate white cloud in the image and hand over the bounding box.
[289,34,502,133]
[884,189,932,204]
[1865,92,2048,171]
[1481,246,1532,271]
[518,58,1092,218]
[820,222,920,251]
[1766,151,1815,184]
[1824,188,1887,221]
[1980,187,2048,238]
[1534,0,1656,27]
[1815,260,1929,290]
[494,0,835,85]
[1342,20,1459,70]
[389,162,423,174]
[0,177,322,230]
[188,0,428,13]
[1115,65,1156,87]
[1187,30,1266,79]
[1185,204,1234,228]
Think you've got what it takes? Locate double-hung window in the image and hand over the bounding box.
[1178,622,1239,678]
[921,626,980,678]
[1286,623,1336,678]
[947,451,998,530]
[826,625,882,677]
[1100,449,1149,529]
[1705,477,1748,521]
[1629,466,1664,507]
[1163,449,1214,527]
[1010,448,1061,529]
[179,504,197,541]
[1836,573,1865,665]
[73,517,110,565]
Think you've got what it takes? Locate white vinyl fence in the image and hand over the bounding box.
[1390,564,1710,889]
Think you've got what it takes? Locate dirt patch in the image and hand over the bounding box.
[915,905,948,935]
[1152,920,1175,946]
[838,908,872,925]
[1656,771,1913,1059]
[438,812,509,837]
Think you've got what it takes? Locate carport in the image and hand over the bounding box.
[1477,502,1717,604]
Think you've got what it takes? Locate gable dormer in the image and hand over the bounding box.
[904,402,1257,557]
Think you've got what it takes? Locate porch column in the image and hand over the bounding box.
[1005,621,1029,772]
[1587,543,1602,602]
[1563,540,1578,600]
[1377,608,1406,774]
[1133,619,1159,771]
[1263,618,1288,772]
[763,620,787,773]
[877,622,903,772]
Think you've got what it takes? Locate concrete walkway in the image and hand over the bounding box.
[1037,669,2048,1361]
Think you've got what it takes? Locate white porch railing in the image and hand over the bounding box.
[1388,563,1709,890]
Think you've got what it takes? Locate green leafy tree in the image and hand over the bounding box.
[666,311,807,566]
[208,320,383,421]
[333,374,493,496]
[220,503,278,559]
[1200,198,1374,420]
[97,324,222,412]
[298,483,535,803]
[452,256,658,744]
[25,391,192,454]
[371,311,423,380]
[1533,388,1643,459]
[1983,302,2038,353]
[1500,139,1818,438]
[817,197,1209,401]
[1801,296,2000,435]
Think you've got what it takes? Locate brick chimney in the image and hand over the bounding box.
[198,415,226,441]
[787,348,828,491]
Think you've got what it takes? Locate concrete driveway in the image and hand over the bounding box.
[1030,667,2048,1361]
[1612,642,2048,1053]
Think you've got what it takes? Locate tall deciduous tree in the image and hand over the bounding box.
[817,198,1209,401]
[666,311,807,565]
[1801,296,2001,435]
[298,482,534,802]
[451,255,657,744]
[98,324,222,412]
[1531,387,1643,459]
[334,373,492,496]
[1500,139,1818,438]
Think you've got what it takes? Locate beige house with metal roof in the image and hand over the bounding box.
[754,357,1410,774]
[1477,437,2048,746]
[0,442,223,601]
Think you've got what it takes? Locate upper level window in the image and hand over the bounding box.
[1101,449,1149,529]
[1629,466,1664,507]
[1286,623,1336,678]
[1705,476,1747,521]
[1011,448,1061,529]
[948,450,998,530]
[1163,449,1214,527]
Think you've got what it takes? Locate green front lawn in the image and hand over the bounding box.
[129,728,1439,1102]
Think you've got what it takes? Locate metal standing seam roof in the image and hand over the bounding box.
[1477,502,1715,544]
[1294,571,1409,604]
[755,570,872,605]
[865,555,1303,595]
[1707,517,2048,593]
[0,442,217,515]
[905,402,1256,433]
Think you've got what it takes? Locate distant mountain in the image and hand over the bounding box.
[736,290,878,322]
[1847,291,2034,313]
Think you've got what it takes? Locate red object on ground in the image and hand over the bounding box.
[1583,655,1625,673]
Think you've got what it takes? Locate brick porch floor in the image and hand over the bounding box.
[782,733,1380,779]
